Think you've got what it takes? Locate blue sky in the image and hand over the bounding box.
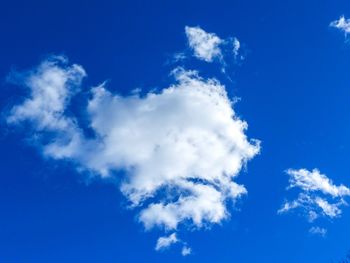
[2,0,350,262]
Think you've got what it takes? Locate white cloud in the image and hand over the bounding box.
[181,246,192,256]
[185,26,223,62]
[233,37,240,58]
[184,26,244,74]
[287,168,350,198]
[278,169,350,222]
[139,180,232,230]
[7,56,85,131]
[315,197,343,218]
[155,233,192,256]
[86,67,260,230]
[309,226,327,237]
[7,56,87,159]
[155,233,178,251]
[7,55,259,252]
[330,15,350,35]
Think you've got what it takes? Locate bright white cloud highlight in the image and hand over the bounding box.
[278,169,350,222]
[7,53,259,252]
[330,15,350,35]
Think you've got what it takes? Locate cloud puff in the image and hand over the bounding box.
[184,26,243,66]
[7,53,259,251]
[185,26,223,62]
[330,15,350,36]
[181,246,192,256]
[155,233,178,251]
[155,233,192,256]
[278,169,350,222]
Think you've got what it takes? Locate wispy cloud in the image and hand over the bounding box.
[7,55,86,131]
[155,233,178,251]
[309,226,327,237]
[233,37,241,59]
[155,233,192,256]
[330,15,350,36]
[278,168,350,222]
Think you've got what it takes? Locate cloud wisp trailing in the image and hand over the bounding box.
[278,168,350,223]
[7,41,260,254]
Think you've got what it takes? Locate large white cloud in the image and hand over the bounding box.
[7,51,259,252]
[278,168,350,222]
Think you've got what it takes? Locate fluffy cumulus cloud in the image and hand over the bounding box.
[185,26,243,66]
[278,169,350,222]
[330,15,350,36]
[7,29,259,254]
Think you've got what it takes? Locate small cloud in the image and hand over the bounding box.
[181,246,192,256]
[286,168,350,197]
[184,26,244,74]
[185,26,223,62]
[155,233,178,251]
[309,226,327,237]
[233,37,240,58]
[172,52,187,63]
[278,168,350,222]
[330,15,350,36]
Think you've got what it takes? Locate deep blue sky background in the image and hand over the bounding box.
[1,0,350,262]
